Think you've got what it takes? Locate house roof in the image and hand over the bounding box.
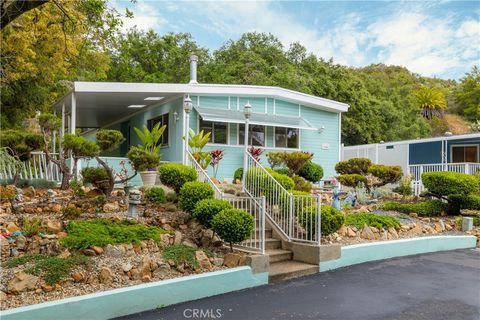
[343,133,480,149]
[53,81,349,128]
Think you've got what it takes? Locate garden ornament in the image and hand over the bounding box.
[46,189,57,202]
[345,191,357,208]
[14,188,23,202]
[128,189,142,218]
[331,187,341,211]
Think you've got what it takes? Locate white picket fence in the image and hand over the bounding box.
[0,151,61,182]
[409,162,480,195]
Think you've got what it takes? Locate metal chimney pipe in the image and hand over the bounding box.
[189,55,198,84]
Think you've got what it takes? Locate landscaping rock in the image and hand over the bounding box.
[71,272,85,283]
[46,221,63,234]
[346,227,356,237]
[91,246,104,255]
[182,240,198,248]
[104,244,125,257]
[434,220,445,233]
[361,225,376,240]
[122,263,133,273]
[174,231,182,245]
[99,267,113,283]
[0,291,7,301]
[337,225,348,237]
[7,222,20,233]
[409,212,418,218]
[57,231,68,240]
[7,272,40,294]
[195,250,212,270]
[388,227,399,239]
[83,249,96,256]
[58,249,71,259]
[223,253,245,268]
[24,186,36,197]
[213,257,224,267]
[160,234,171,246]
[41,284,54,292]
[50,204,62,213]
[15,236,26,250]
[103,202,120,213]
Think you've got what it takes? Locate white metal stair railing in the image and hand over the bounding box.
[185,150,265,254]
[409,162,480,196]
[243,152,321,245]
[0,151,61,182]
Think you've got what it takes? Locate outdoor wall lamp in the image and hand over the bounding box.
[183,95,193,114]
[243,101,252,119]
[173,111,179,123]
[318,125,325,134]
[183,94,193,164]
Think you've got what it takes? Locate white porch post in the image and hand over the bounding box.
[242,102,252,186]
[183,95,193,165]
[70,93,76,134]
[60,103,65,155]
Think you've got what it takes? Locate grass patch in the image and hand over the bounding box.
[162,245,199,269]
[4,254,89,285]
[60,219,167,250]
[345,213,401,230]
[23,218,46,236]
[380,200,447,217]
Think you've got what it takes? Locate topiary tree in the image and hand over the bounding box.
[335,158,402,192]
[422,171,480,214]
[178,181,214,213]
[158,163,197,192]
[63,133,99,180]
[211,208,254,251]
[298,205,344,238]
[266,151,313,175]
[299,161,324,183]
[0,129,44,185]
[192,198,233,228]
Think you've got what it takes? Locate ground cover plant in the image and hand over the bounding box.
[162,244,199,269]
[380,200,447,216]
[60,219,167,249]
[345,213,401,230]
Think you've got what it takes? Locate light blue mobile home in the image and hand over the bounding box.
[53,65,348,182]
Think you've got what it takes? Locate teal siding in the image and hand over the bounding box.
[230,123,238,145]
[266,127,274,148]
[197,96,229,109]
[275,100,299,117]
[239,97,266,114]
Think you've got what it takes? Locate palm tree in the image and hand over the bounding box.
[413,87,447,120]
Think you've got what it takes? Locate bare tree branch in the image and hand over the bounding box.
[1,0,49,30]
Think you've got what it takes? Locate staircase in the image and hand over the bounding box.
[263,223,319,282]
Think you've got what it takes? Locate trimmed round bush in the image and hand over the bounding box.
[81,167,108,185]
[335,158,372,175]
[380,200,447,217]
[299,205,344,237]
[178,182,214,213]
[233,168,243,182]
[211,208,254,251]
[193,198,233,228]
[292,175,312,192]
[266,169,294,190]
[368,164,402,185]
[422,171,479,196]
[159,163,197,192]
[299,161,324,183]
[144,187,166,204]
[336,173,367,188]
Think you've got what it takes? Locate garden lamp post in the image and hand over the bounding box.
[183,95,193,164]
[242,101,252,185]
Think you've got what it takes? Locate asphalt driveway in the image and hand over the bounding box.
[116,249,480,320]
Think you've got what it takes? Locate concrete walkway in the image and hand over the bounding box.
[117,249,480,320]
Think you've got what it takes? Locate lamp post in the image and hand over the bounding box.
[242,101,252,185]
[183,95,193,164]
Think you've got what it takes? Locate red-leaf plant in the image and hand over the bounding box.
[209,149,224,178]
[248,146,263,163]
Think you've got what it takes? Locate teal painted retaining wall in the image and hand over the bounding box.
[320,235,477,272]
[1,267,268,320]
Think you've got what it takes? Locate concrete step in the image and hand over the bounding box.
[265,249,293,263]
[250,238,281,249]
[268,260,319,282]
[253,228,272,238]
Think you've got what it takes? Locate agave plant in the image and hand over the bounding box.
[134,122,167,155]
[413,87,447,120]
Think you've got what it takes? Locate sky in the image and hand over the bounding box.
[112,0,480,80]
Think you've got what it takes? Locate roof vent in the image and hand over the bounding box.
[444,131,453,136]
[189,55,198,84]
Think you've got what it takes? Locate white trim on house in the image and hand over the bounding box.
[449,144,479,163]
[64,82,349,113]
[344,133,480,148]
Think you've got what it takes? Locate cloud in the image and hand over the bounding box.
[119,2,167,32]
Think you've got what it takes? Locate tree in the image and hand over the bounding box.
[455,66,480,121]
[413,87,447,120]
[1,0,48,29]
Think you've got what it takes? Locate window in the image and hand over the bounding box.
[147,113,169,146]
[274,127,299,148]
[238,124,265,147]
[452,145,478,163]
[199,120,228,144]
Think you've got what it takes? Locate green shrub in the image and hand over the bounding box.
[91,194,107,207]
[23,218,46,236]
[299,161,324,183]
[267,152,285,169]
[4,254,89,285]
[380,200,447,216]
[335,158,372,175]
[345,213,401,230]
[422,171,479,196]
[70,180,86,197]
[368,164,402,186]
[162,245,199,269]
[0,179,57,189]
[178,182,214,213]
[60,219,166,249]
[336,174,367,188]
[158,163,197,192]
[144,187,166,204]
[299,205,344,237]
[233,168,243,182]
[447,194,480,214]
[127,146,161,171]
[81,167,108,185]
[292,175,312,192]
[266,169,294,190]
[192,198,233,228]
[96,130,125,152]
[211,208,254,251]
[273,168,290,176]
[62,206,82,219]
[393,176,413,196]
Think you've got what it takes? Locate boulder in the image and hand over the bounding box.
[98,267,113,283]
[24,186,36,198]
[195,250,212,270]
[46,221,63,234]
[83,249,96,256]
[223,253,245,268]
[182,240,198,248]
[160,234,171,246]
[57,232,68,240]
[41,284,54,292]
[0,236,10,259]
[15,236,26,250]
[0,291,7,301]
[7,272,40,294]
[122,263,133,273]
[360,225,376,240]
[434,220,445,233]
[91,246,104,255]
[104,244,125,257]
[71,272,85,282]
[103,202,119,213]
[346,227,356,237]
[337,225,348,237]
[50,204,62,213]
[174,231,182,245]
[388,227,399,239]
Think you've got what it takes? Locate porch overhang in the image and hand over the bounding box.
[195,107,316,130]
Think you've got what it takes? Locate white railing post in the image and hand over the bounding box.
[261,195,266,254]
[288,193,294,239]
[317,193,322,246]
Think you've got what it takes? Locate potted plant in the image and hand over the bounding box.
[127,123,166,186]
